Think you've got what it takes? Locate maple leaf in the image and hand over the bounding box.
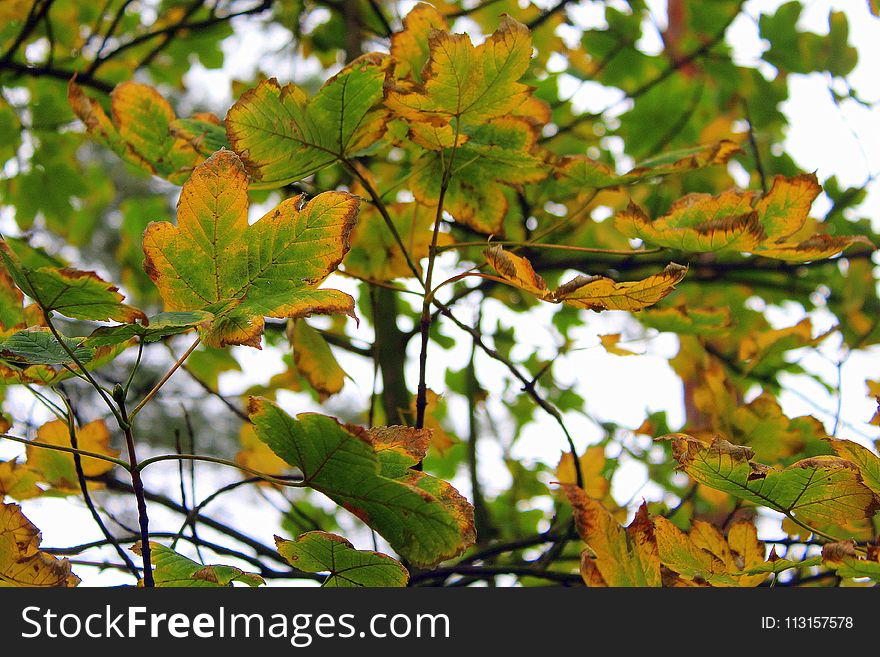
[661,433,880,538]
[68,80,226,185]
[562,485,661,587]
[275,532,409,588]
[617,173,873,261]
[386,16,548,234]
[226,53,390,188]
[0,502,79,587]
[133,542,263,587]
[486,245,687,311]
[142,150,359,348]
[248,397,475,567]
[390,3,449,82]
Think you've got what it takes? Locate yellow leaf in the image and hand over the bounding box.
[391,3,449,82]
[555,446,609,499]
[27,419,119,492]
[0,503,79,587]
[409,390,457,454]
[486,245,686,311]
[0,459,42,500]
[599,333,640,356]
[235,423,290,480]
[289,320,346,400]
[562,486,661,587]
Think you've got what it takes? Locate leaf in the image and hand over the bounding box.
[390,3,449,82]
[661,433,880,538]
[386,16,533,130]
[562,485,661,587]
[550,140,741,195]
[0,502,79,587]
[0,340,134,387]
[599,333,640,356]
[68,80,226,184]
[486,245,687,312]
[640,305,732,335]
[407,116,548,234]
[0,459,43,500]
[827,438,880,496]
[248,397,475,567]
[27,419,119,492]
[235,422,290,478]
[275,532,409,587]
[226,53,390,188]
[0,239,145,324]
[289,320,345,400]
[85,311,213,347]
[0,328,94,365]
[653,517,766,586]
[408,389,457,454]
[133,542,264,587]
[822,540,880,582]
[616,174,873,261]
[556,446,609,499]
[742,549,822,575]
[142,149,359,348]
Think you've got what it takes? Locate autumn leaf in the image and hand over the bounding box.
[68,80,226,185]
[599,333,640,356]
[85,311,213,348]
[549,140,741,197]
[0,340,133,387]
[562,485,661,587]
[276,532,409,587]
[408,389,457,454]
[226,54,390,188]
[661,433,879,537]
[142,150,359,348]
[289,320,346,400]
[640,305,732,335]
[653,517,766,586]
[27,419,119,492]
[235,422,290,478]
[390,3,448,82]
[0,459,42,500]
[821,540,880,582]
[248,397,475,567]
[133,542,263,587]
[617,174,872,261]
[0,239,145,324]
[556,446,609,499]
[0,502,79,587]
[486,245,687,311]
[0,328,94,365]
[827,438,880,496]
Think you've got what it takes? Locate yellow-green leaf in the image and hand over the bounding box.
[276,532,409,587]
[661,433,880,538]
[27,419,119,492]
[226,54,390,188]
[134,542,263,587]
[289,320,345,400]
[142,150,359,348]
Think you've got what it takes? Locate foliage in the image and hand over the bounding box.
[0,0,878,589]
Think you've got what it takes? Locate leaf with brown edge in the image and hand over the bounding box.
[0,459,42,500]
[0,502,79,587]
[486,246,687,311]
[289,319,346,400]
[226,53,390,189]
[556,446,609,499]
[562,485,661,587]
[821,540,880,582]
[616,173,872,261]
[133,542,263,587]
[0,239,145,324]
[661,433,880,538]
[248,398,475,567]
[654,517,766,587]
[27,419,119,493]
[550,140,741,197]
[68,80,226,185]
[142,150,359,348]
[390,3,449,82]
[827,438,880,496]
[276,532,409,588]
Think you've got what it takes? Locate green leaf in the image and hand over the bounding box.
[143,150,358,348]
[134,542,264,587]
[226,53,390,188]
[248,397,475,567]
[0,328,93,365]
[0,239,145,324]
[275,532,409,587]
[662,434,880,538]
[85,311,213,347]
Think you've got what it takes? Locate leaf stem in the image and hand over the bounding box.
[129,336,200,419]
